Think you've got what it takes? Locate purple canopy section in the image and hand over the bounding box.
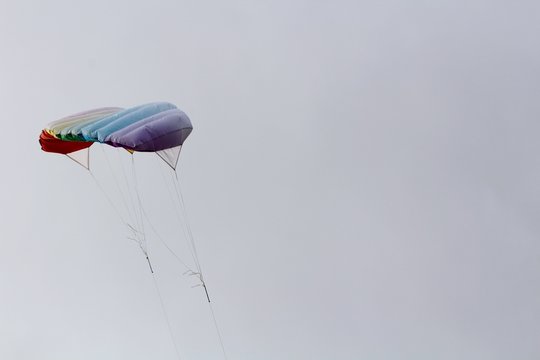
[105,109,193,152]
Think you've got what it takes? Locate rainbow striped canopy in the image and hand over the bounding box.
[39,102,192,169]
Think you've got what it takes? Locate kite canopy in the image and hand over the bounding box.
[39,102,193,169]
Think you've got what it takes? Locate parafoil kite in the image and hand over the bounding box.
[39,102,193,170]
[38,103,228,359]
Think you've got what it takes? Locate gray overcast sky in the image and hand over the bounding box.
[1,0,540,359]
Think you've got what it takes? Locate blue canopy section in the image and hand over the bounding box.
[77,102,177,141]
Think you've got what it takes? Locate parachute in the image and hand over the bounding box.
[39,102,227,359]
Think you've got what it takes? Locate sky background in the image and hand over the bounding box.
[1,0,540,359]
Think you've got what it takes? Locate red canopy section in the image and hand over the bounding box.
[39,130,92,154]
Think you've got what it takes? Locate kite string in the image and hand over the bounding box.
[102,146,149,249]
[170,169,229,360]
[140,205,194,273]
[152,272,183,360]
[85,150,185,360]
[157,160,199,272]
[171,171,202,274]
[208,302,229,360]
[130,155,184,360]
[96,149,228,360]
[99,145,136,225]
[115,148,144,234]
[88,169,128,226]
[131,155,147,253]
